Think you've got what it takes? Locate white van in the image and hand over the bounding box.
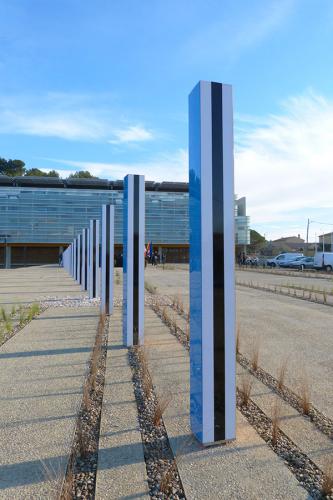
[266,253,303,268]
[314,252,333,272]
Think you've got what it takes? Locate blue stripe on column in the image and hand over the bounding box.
[189,81,203,443]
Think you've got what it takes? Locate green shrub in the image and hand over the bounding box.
[19,310,27,326]
[5,319,13,334]
[0,307,8,322]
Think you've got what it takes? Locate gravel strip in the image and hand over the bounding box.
[40,295,172,310]
[128,347,186,500]
[238,353,333,440]
[151,296,333,498]
[237,392,333,499]
[236,280,333,307]
[61,315,109,499]
[237,266,333,281]
[155,297,333,442]
[150,302,189,351]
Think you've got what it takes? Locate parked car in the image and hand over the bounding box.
[278,256,305,268]
[314,252,333,272]
[289,256,314,270]
[245,256,259,266]
[266,253,304,268]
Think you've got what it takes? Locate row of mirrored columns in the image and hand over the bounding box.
[62,174,145,344]
[62,80,236,447]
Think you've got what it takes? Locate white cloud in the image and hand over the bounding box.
[109,125,154,144]
[0,109,107,140]
[235,90,333,239]
[42,148,188,182]
[0,92,154,143]
[183,0,296,62]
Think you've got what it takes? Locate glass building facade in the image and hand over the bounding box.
[0,187,190,244]
[0,177,250,266]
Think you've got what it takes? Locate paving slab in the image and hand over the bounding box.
[238,364,333,472]
[237,286,333,421]
[96,307,149,500]
[0,304,99,498]
[0,265,86,309]
[145,266,333,423]
[144,266,189,309]
[144,307,307,500]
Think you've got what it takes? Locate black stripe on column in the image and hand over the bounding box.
[92,221,96,297]
[84,229,88,290]
[211,82,225,441]
[105,206,110,313]
[133,176,139,344]
[79,237,82,283]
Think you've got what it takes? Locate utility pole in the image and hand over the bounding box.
[306,219,310,256]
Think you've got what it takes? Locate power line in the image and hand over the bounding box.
[309,220,333,227]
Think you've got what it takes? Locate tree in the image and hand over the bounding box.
[250,229,266,246]
[0,157,26,177]
[68,170,97,179]
[25,168,60,177]
[25,168,48,177]
[247,229,267,254]
[47,170,60,178]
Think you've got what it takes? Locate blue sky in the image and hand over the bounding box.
[1,0,333,240]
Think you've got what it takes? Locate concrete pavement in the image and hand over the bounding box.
[144,307,307,500]
[96,307,149,499]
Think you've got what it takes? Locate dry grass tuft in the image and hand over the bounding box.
[41,458,67,498]
[271,399,281,446]
[250,338,261,371]
[160,454,184,496]
[61,469,74,499]
[76,418,89,458]
[322,460,333,496]
[176,294,184,315]
[172,316,178,334]
[153,392,172,426]
[236,325,241,357]
[277,358,288,391]
[161,307,169,325]
[90,314,104,391]
[142,371,153,399]
[160,461,176,495]
[136,346,153,398]
[185,323,190,341]
[145,281,157,295]
[299,374,311,415]
[82,378,91,411]
[238,375,253,406]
